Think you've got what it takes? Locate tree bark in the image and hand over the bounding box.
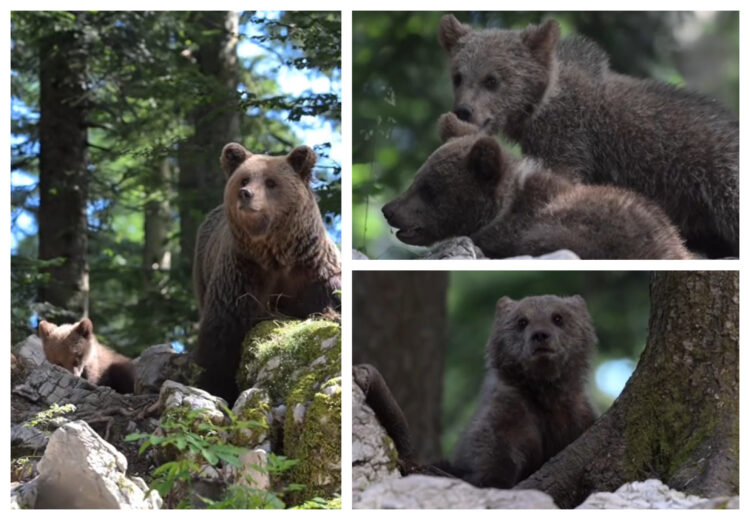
[516,271,739,507]
[353,271,449,463]
[37,13,90,320]
[177,11,241,277]
[143,157,173,278]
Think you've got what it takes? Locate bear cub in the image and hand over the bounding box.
[438,15,738,257]
[382,113,690,260]
[38,318,135,394]
[449,295,597,488]
[193,143,341,404]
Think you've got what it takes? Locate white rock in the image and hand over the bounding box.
[234,449,270,490]
[355,474,557,509]
[158,380,226,425]
[34,421,162,509]
[578,479,709,509]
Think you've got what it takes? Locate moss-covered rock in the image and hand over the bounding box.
[230,388,271,449]
[236,319,341,504]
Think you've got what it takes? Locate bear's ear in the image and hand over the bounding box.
[438,112,480,142]
[38,320,56,339]
[468,136,503,184]
[522,19,560,66]
[287,146,317,183]
[438,14,471,54]
[495,296,515,314]
[76,318,93,339]
[566,294,588,310]
[220,143,250,177]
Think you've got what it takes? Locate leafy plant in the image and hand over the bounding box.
[24,403,76,433]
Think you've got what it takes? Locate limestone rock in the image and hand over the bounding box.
[158,380,227,426]
[424,237,485,259]
[577,479,714,509]
[352,385,399,500]
[352,249,369,260]
[34,421,161,509]
[355,475,557,509]
[12,334,45,368]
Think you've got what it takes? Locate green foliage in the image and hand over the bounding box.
[352,11,739,257]
[24,403,76,433]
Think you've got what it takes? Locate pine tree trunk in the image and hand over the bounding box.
[516,271,739,507]
[353,271,449,463]
[37,14,89,321]
[177,11,241,277]
[143,157,173,278]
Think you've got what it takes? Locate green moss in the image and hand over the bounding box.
[283,377,341,503]
[231,390,270,447]
[237,320,341,402]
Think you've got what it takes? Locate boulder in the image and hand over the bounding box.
[577,479,722,509]
[133,344,192,394]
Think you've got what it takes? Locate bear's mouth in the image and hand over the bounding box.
[394,226,431,246]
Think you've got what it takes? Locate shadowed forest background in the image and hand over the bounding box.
[10,11,341,353]
[353,271,651,460]
[352,11,740,258]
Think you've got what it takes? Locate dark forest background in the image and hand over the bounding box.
[354,271,651,461]
[10,11,341,355]
[352,11,740,258]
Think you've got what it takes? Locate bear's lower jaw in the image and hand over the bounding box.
[395,227,432,246]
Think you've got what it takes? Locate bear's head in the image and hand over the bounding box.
[382,113,508,247]
[438,14,560,135]
[485,295,596,384]
[38,318,95,377]
[220,142,317,239]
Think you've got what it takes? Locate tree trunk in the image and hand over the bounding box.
[143,157,173,278]
[516,271,739,507]
[37,14,90,321]
[353,271,449,463]
[177,11,241,277]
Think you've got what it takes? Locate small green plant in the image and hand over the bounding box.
[24,403,76,433]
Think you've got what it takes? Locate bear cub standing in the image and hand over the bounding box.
[38,318,135,394]
[450,295,597,488]
[193,143,341,404]
[439,15,738,257]
[382,113,690,259]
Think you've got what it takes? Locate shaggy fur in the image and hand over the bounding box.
[39,318,134,394]
[438,15,738,257]
[449,295,597,488]
[193,143,341,404]
[382,113,690,259]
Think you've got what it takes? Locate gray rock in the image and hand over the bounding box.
[158,380,227,426]
[501,249,580,260]
[34,421,162,509]
[233,449,270,490]
[133,344,191,395]
[577,479,710,509]
[352,249,370,260]
[691,496,739,509]
[355,475,557,509]
[11,423,49,454]
[352,385,401,500]
[12,335,45,368]
[424,237,485,259]
[11,479,38,509]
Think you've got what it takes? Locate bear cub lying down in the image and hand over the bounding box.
[39,318,135,394]
[382,113,690,260]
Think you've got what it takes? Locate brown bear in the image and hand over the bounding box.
[382,113,691,260]
[438,15,738,258]
[355,294,597,489]
[193,142,341,404]
[38,318,135,394]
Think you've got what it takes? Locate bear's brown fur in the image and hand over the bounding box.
[438,15,738,257]
[193,143,341,403]
[382,113,691,260]
[38,318,135,394]
[450,295,597,488]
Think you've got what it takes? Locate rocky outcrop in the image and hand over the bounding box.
[133,344,193,394]
[577,480,739,509]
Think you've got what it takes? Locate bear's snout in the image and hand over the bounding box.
[239,187,254,200]
[454,104,473,122]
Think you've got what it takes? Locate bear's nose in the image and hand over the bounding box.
[531,330,550,343]
[454,105,473,122]
[239,188,254,200]
[382,202,395,222]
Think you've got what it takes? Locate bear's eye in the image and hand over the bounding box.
[552,313,563,327]
[240,178,250,187]
[265,178,277,189]
[452,72,462,88]
[483,75,499,90]
[517,317,529,330]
